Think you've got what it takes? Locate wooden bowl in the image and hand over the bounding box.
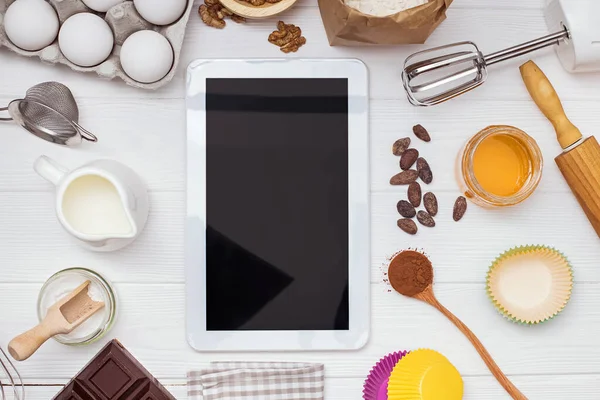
[219,0,298,19]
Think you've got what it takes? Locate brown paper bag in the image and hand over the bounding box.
[318,0,453,46]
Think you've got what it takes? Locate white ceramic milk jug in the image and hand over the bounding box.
[34,155,150,252]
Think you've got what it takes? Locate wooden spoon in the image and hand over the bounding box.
[8,281,105,361]
[388,250,527,400]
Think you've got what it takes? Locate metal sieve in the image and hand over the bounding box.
[0,82,98,146]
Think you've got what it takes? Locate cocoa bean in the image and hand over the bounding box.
[392,137,411,156]
[397,218,418,235]
[390,170,418,185]
[417,211,435,227]
[396,200,416,218]
[400,148,419,170]
[453,196,467,221]
[413,124,431,142]
[423,192,438,217]
[417,157,433,184]
[407,182,421,208]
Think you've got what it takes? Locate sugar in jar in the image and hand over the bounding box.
[37,268,117,345]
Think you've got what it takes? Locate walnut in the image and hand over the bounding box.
[220,7,233,16]
[268,21,306,53]
[268,31,289,46]
[268,21,300,45]
[199,4,225,28]
[281,36,306,53]
[212,4,226,19]
[239,0,280,4]
[199,0,245,29]
[231,14,246,23]
[239,0,266,4]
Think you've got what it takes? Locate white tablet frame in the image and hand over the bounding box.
[185,59,369,351]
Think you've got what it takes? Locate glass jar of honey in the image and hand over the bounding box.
[457,125,543,207]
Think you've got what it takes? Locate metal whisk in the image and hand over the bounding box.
[0,82,98,145]
[0,347,24,400]
[402,28,569,106]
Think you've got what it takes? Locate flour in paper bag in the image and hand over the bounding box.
[344,0,428,16]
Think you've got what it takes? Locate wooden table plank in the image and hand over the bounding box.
[2,7,592,103]
[0,97,598,193]
[1,283,598,380]
[0,190,599,284]
[5,374,600,400]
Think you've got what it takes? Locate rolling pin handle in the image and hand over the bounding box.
[519,60,582,149]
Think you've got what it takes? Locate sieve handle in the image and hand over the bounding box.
[0,106,13,121]
[72,121,98,142]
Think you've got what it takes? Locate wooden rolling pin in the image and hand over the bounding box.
[520,60,600,238]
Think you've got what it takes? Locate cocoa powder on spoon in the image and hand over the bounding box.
[388,250,433,296]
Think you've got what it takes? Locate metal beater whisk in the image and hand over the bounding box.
[402,28,569,106]
[0,82,98,145]
[0,347,24,400]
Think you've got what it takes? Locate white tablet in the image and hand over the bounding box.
[185,59,369,351]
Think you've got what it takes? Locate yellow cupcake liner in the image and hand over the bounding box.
[486,245,573,325]
[387,349,463,400]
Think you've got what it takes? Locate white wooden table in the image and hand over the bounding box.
[1,0,599,398]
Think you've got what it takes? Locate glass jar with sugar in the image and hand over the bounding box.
[37,268,117,345]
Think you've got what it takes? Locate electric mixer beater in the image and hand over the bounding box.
[402,0,600,106]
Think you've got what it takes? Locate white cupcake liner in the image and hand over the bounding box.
[486,245,573,325]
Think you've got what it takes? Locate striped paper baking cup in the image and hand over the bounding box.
[387,349,463,400]
[486,245,573,325]
[363,351,409,400]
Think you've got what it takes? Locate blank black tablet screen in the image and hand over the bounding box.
[205,78,349,331]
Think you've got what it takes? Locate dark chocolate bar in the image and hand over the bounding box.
[52,339,176,400]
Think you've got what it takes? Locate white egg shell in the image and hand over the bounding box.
[120,30,174,83]
[59,13,115,67]
[4,0,59,51]
[133,0,187,26]
[81,0,125,12]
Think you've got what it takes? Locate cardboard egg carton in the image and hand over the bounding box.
[0,0,195,89]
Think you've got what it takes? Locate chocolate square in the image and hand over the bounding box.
[90,359,131,397]
[52,340,176,400]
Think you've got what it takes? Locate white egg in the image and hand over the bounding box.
[4,0,59,51]
[133,0,187,26]
[81,0,125,12]
[59,13,114,67]
[120,30,174,83]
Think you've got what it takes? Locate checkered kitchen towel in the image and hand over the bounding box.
[187,362,325,400]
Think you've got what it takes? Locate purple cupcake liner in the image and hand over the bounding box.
[363,350,409,400]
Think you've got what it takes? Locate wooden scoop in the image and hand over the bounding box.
[388,251,527,400]
[520,60,600,238]
[8,281,104,361]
